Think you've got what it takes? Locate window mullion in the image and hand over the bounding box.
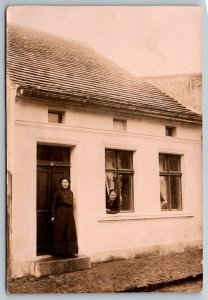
[160,172,181,176]
[118,169,134,173]
[105,168,117,172]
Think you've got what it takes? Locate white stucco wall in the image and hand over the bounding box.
[9,99,202,277]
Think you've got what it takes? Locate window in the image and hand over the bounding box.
[159,154,182,211]
[48,110,64,123]
[105,149,134,214]
[113,119,127,131]
[37,145,70,166]
[165,126,176,137]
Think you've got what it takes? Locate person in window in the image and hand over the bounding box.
[160,195,168,210]
[106,189,118,214]
[160,177,168,210]
[51,178,78,257]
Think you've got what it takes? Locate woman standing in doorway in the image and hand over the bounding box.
[51,178,78,257]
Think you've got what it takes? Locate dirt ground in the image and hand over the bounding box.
[155,279,202,292]
[8,248,202,294]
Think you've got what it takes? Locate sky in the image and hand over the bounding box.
[7,6,202,77]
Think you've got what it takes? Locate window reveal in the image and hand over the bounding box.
[105,150,134,213]
[48,110,64,123]
[165,126,176,137]
[113,119,127,131]
[159,154,182,211]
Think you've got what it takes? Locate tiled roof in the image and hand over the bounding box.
[7,23,201,122]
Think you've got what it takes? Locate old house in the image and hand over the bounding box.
[7,24,202,278]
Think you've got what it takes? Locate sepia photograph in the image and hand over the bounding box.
[6,5,202,293]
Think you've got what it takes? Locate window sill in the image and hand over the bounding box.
[97,212,194,222]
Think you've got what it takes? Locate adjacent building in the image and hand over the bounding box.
[144,73,202,114]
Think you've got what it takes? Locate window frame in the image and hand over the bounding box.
[113,118,127,131]
[165,126,177,137]
[105,149,134,213]
[37,144,71,167]
[159,153,182,211]
[48,109,64,124]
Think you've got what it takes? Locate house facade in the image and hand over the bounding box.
[7,24,202,278]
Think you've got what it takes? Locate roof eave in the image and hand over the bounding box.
[15,89,202,125]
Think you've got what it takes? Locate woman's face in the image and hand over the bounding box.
[62,179,69,189]
[109,191,117,201]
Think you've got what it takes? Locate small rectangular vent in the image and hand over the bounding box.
[113,119,127,131]
[165,126,176,137]
[48,110,64,123]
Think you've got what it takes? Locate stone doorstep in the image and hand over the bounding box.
[34,255,91,278]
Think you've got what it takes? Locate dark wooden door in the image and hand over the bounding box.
[37,166,70,255]
[36,145,71,255]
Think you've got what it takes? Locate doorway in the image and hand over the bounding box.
[37,144,71,255]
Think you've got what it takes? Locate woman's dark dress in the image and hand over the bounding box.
[106,197,118,214]
[51,188,78,257]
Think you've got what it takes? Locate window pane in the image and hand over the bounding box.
[119,174,133,211]
[166,127,176,137]
[51,147,70,163]
[37,145,51,161]
[170,176,181,209]
[160,176,168,210]
[159,154,168,172]
[105,151,116,169]
[106,172,117,194]
[118,151,132,169]
[37,145,70,163]
[169,155,180,172]
[48,113,60,123]
[166,127,172,136]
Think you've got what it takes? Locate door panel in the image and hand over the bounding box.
[37,167,52,255]
[37,171,50,210]
[37,164,70,255]
[37,211,51,254]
